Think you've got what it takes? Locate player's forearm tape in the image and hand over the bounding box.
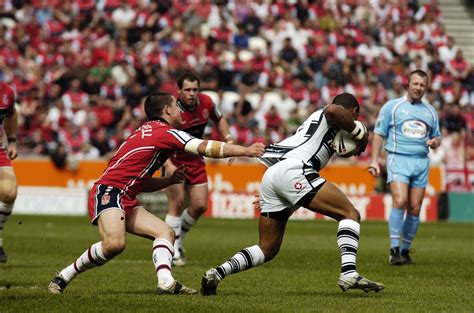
[205,140,225,158]
[184,138,203,155]
[351,121,366,141]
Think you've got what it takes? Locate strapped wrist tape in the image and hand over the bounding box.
[205,140,225,158]
[351,121,366,141]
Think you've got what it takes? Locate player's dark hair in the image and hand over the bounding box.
[177,72,201,89]
[409,69,429,83]
[332,93,360,114]
[144,92,174,120]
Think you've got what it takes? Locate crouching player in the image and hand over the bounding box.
[48,92,265,295]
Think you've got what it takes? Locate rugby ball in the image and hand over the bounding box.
[333,130,357,157]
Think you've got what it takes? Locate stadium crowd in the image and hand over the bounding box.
[0,0,472,167]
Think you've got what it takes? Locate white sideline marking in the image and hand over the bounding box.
[0,285,40,290]
[111,259,148,264]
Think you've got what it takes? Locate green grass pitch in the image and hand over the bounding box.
[0,215,472,312]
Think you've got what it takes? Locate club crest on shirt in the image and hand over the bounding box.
[294,182,303,190]
[101,194,111,205]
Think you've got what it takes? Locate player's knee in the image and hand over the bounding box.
[337,207,360,222]
[103,237,126,257]
[159,225,176,243]
[408,207,421,216]
[193,205,207,216]
[392,197,407,209]
[0,187,17,205]
[340,209,360,222]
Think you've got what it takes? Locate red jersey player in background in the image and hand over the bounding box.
[48,92,264,295]
[0,82,18,263]
[164,72,234,266]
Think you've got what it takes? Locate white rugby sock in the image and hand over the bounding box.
[165,214,182,255]
[59,242,109,283]
[180,209,196,242]
[152,238,175,288]
[337,219,360,277]
[215,245,265,280]
[0,202,14,246]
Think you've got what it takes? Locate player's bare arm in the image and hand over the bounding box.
[185,139,265,158]
[252,194,261,211]
[142,165,188,192]
[216,117,235,165]
[368,133,385,177]
[4,107,18,160]
[324,103,368,155]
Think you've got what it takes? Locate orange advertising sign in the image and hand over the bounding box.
[13,159,444,194]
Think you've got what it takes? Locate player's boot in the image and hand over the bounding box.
[0,246,7,263]
[48,274,68,294]
[201,268,220,296]
[172,247,187,267]
[156,280,197,295]
[401,249,415,265]
[338,274,385,293]
[389,247,404,265]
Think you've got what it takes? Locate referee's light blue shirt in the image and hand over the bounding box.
[374,96,441,157]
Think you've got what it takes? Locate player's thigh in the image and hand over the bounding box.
[408,187,426,214]
[126,207,173,241]
[306,181,359,221]
[410,157,429,190]
[0,167,17,202]
[97,209,127,244]
[260,159,317,214]
[185,183,209,210]
[166,182,186,208]
[389,181,409,209]
[386,154,410,186]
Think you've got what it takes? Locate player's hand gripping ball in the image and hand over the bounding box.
[332,130,357,157]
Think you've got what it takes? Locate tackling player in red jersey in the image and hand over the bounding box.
[164,72,234,266]
[0,82,18,263]
[48,92,264,295]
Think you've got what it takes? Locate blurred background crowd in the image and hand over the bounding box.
[0,0,472,169]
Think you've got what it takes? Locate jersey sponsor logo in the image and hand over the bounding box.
[402,120,427,138]
[101,194,110,205]
[294,182,303,190]
[2,94,8,106]
[202,108,209,120]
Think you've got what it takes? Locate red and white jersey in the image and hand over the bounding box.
[0,82,15,145]
[172,93,222,164]
[95,119,194,198]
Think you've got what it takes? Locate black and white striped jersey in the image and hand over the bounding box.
[259,108,337,171]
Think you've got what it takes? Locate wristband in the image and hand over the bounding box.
[350,121,366,141]
[7,137,16,143]
[224,135,233,143]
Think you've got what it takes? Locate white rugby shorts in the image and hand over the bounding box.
[260,158,326,214]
